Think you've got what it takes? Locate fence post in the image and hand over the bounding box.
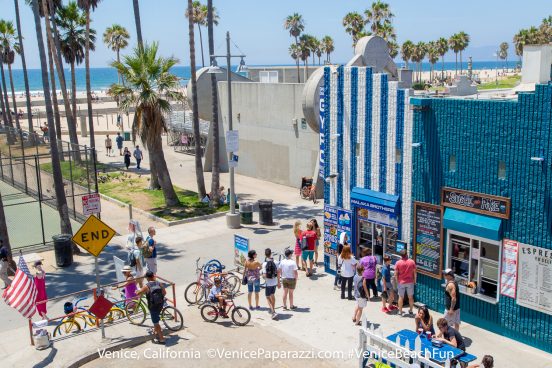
[35,155,46,246]
[67,144,77,220]
[0,150,3,180]
[28,319,34,346]
[84,145,91,193]
[128,204,133,220]
[8,142,14,186]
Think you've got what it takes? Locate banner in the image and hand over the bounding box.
[318,85,325,179]
[412,202,443,279]
[234,235,249,268]
[323,205,339,271]
[500,239,518,299]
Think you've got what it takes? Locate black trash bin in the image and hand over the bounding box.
[258,199,273,225]
[239,202,253,225]
[53,234,73,267]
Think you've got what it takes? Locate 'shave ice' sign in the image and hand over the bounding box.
[442,187,510,219]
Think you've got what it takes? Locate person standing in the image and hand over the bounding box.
[262,248,278,319]
[360,248,378,299]
[133,145,143,170]
[338,245,358,300]
[278,248,298,310]
[380,256,396,313]
[334,232,348,290]
[395,249,416,316]
[301,222,317,277]
[33,261,48,319]
[105,135,112,156]
[40,123,49,142]
[353,264,367,325]
[144,227,158,274]
[129,236,146,287]
[293,221,304,270]
[310,219,321,266]
[0,241,11,289]
[136,271,166,344]
[116,132,124,156]
[443,268,461,330]
[243,250,262,310]
[123,147,132,169]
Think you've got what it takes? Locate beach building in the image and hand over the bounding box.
[323,44,552,353]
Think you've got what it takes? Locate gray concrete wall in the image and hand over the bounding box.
[247,66,321,84]
[218,81,319,188]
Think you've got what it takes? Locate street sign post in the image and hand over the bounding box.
[82,193,101,216]
[72,215,116,339]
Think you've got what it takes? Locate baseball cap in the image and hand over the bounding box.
[443,268,454,276]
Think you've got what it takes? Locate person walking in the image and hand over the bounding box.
[123,147,131,169]
[334,232,348,290]
[105,134,112,156]
[353,264,367,325]
[360,248,378,299]
[262,248,278,319]
[136,271,166,344]
[144,227,158,274]
[0,241,11,289]
[293,221,304,270]
[243,250,262,310]
[133,145,143,169]
[443,268,461,330]
[380,255,396,313]
[278,248,298,310]
[310,219,322,266]
[116,132,124,156]
[395,249,416,316]
[301,222,317,277]
[338,245,358,300]
[33,261,48,319]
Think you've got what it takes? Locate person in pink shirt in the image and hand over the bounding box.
[360,248,378,299]
[394,249,416,315]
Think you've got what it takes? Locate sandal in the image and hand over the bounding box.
[290,305,297,310]
[283,306,289,310]
[152,338,166,345]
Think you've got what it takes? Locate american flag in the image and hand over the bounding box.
[2,257,37,319]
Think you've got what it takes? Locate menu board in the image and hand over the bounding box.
[323,205,339,271]
[413,202,443,279]
[516,243,552,315]
[500,239,519,298]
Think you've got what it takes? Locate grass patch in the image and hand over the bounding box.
[478,75,521,90]
[41,160,108,187]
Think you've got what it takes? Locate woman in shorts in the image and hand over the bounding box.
[293,221,304,270]
[243,250,262,310]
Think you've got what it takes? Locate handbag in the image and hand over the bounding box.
[300,236,308,251]
[242,262,248,285]
[241,275,248,285]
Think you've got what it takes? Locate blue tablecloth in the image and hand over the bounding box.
[386,329,464,364]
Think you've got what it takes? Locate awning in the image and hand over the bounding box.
[443,208,502,241]
[350,188,400,215]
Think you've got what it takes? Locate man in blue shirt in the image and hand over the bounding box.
[208,278,228,318]
[381,255,396,313]
[115,132,124,156]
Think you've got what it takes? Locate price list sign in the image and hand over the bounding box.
[413,202,443,279]
[516,243,552,315]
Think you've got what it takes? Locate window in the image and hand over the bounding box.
[259,71,278,83]
[356,143,361,158]
[498,161,506,179]
[448,231,500,302]
[396,148,402,164]
[449,155,457,172]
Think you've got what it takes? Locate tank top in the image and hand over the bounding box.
[124,279,138,299]
[445,280,460,310]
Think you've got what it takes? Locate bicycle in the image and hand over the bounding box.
[125,295,184,331]
[200,292,251,326]
[74,295,126,327]
[184,258,241,305]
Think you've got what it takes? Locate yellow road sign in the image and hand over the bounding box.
[72,215,116,257]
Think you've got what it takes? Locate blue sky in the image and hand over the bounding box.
[3,0,550,69]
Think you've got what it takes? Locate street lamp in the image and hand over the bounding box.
[210,31,246,228]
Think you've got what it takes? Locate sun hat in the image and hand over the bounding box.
[122,265,132,273]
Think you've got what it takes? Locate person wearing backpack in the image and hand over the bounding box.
[353,264,367,325]
[144,227,158,274]
[262,248,278,320]
[136,271,166,344]
[128,236,145,287]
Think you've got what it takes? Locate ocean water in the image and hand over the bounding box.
[5,61,517,93]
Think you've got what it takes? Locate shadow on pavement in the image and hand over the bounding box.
[32,347,58,368]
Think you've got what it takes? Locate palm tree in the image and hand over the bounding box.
[400,40,414,69]
[448,33,462,76]
[321,35,334,63]
[284,13,304,83]
[0,20,21,131]
[103,24,130,85]
[132,0,142,46]
[77,0,100,149]
[314,38,323,65]
[435,37,448,81]
[412,42,427,82]
[299,34,311,80]
[57,2,95,127]
[0,42,13,130]
[457,31,470,74]
[427,41,440,82]
[207,0,220,206]
[342,12,365,50]
[14,0,34,139]
[185,1,205,67]
[388,40,398,59]
[499,42,509,72]
[540,16,552,43]
[187,0,206,199]
[289,43,300,70]
[364,1,394,33]
[30,0,72,235]
[513,27,546,61]
[108,43,182,206]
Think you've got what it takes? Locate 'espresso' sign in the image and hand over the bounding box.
[442,187,510,219]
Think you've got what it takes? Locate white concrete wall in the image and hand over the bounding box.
[521,45,552,84]
[218,82,319,188]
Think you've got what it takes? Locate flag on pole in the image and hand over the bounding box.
[2,256,37,319]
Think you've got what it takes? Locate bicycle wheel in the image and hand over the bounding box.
[125,299,147,325]
[224,275,241,293]
[184,282,201,305]
[231,306,251,326]
[160,306,184,331]
[73,311,95,328]
[194,285,207,305]
[106,307,126,323]
[200,304,219,323]
[53,319,82,336]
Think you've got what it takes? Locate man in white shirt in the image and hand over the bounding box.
[277,248,298,310]
[262,248,279,319]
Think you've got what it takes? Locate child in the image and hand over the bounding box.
[208,278,229,318]
[353,264,367,325]
[381,255,396,313]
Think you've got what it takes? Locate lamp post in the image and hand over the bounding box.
[208,31,246,228]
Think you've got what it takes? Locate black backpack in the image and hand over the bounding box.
[147,281,164,309]
[265,259,277,279]
[127,250,137,267]
[357,279,367,299]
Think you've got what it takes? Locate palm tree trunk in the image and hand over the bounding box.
[149,136,179,206]
[197,24,205,68]
[187,0,206,198]
[14,0,34,137]
[46,35,62,142]
[0,77,14,145]
[207,0,220,207]
[305,58,309,80]
[71,60,77,126]
[460,51,463,74]
[455,53,458,76]
[0,61,13,129]
[133,0,143,47]
[441,56,445,81]
[31,0,72,235]
[84,7,95,149]
[294,35,301,83]
[7,63,21,131]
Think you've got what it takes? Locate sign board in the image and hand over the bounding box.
[516,243,552,315]
[500,239,518,299]
[82,193,101,216]
[113,256,126,283]
[323,205,339,272]
[234,234,249,267]
[72,215,116,257]
[228,154,239,168]
[441,187,510,219]
[226,130,239,153]
[412,202,443,279]
[318,85,325,179]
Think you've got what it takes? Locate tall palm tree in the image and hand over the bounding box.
[540,16,552,43]
[342,12,365,50]
[187,0,206,199]
[207,0,220,206]
[0,20,21,131]
[14,0,34,138]
[427,41,440,82]
[0,45,13,130]
[457,31,470,74]
[499,42,509,72]
[132,0,142,46]
[57,2,95,127]
[364,1,394,33]
[448,33,462,76]
[388,40,398,59]
[412,42,427,82]
[77,0,100,149]
[108,43,182,206]
[400,40,414,69]
[30,0,72,234]
[321,35,334,63]
[0,74,8,133]
[289,43,300,70]
[103,24,130,84]
[185,1,205,67]
[314,38,323,65]
[284,13,304,83]
[299,34,311,80]
[513,27,546,61]
[435,37,448,81]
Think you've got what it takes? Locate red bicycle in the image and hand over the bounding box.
[184,258,241,305]
[200,292,251,326]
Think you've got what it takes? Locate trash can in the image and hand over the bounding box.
[258,199,273,225]
[53,234,73,267]
[239,202,253,225]
[123,131,131,141]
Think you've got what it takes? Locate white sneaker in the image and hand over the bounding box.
[271,312,278,320]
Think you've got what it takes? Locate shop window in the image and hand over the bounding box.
[498,161,506,180]
[396,148,402,164]
[448,155,457,172]
[448,232,500,302]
